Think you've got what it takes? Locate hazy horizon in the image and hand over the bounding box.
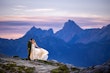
[0,0,110,39]
[0,20,109,39]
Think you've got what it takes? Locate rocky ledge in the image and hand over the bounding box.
[0,56,81,73]
[0,55,110,73]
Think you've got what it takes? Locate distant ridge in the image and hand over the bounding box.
[0,20,110,67]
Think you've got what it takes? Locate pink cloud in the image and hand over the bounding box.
[0,15,109,29]
[0,15,110,39]
[0,33,23,39]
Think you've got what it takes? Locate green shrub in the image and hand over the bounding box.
[0,63,35,73]
[24,67,35,73]
[71,67,80,71]
[51,65,70,73]
[37,60,55,65]
[0,69,5,73]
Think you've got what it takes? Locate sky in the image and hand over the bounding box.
[0,0,110,39]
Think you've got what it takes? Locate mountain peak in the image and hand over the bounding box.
[31,26,36,29]
[28,26,40,33]
[68,19,75,23]
[23,26,54,40]
[102,24,110,30]
[48,28,53,33]
[55,20,83,42]
[30,26,41,31]
[63,20,82,30]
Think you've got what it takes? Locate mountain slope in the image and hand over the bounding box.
[69,24,110,44]
[98,24,110,41]
[69,28,101,44]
